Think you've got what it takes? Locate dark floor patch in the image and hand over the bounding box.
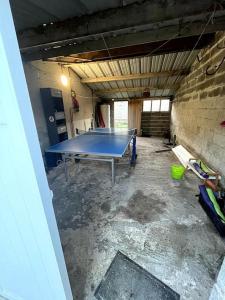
[101,201,111,213]
[118,190,166,224]
[53,190,94,230]
[95,251,180,300]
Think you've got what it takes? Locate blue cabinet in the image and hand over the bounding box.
[41,88,68,167]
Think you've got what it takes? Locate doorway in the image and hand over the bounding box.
[114,101,128,129]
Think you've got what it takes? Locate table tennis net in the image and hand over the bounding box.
[77,128,136,136]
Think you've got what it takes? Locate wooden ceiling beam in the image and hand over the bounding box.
[129,96,172,101]
[58,34,214,63]
[44,34,214,63]
[81,69,188,83]
[103,96,172,101]
[95,85,178,94]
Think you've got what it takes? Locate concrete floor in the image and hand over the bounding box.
[48,137,225,300]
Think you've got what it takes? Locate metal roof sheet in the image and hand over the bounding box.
[71,50,199,99]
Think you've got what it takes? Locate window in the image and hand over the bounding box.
[151,100,160,112]
[143,100,151,112]
[143,99,170,112]
[114,101,128,129]
[160,99,170,112]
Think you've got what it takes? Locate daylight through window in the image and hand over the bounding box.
[143,99,170,112]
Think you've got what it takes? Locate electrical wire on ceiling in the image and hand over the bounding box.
[144,9,215,58]
[206,55,225,75]
[35,2,222,101]
[77,3,220,101]
[101,33,128,100]
[159,4,216,98]
[142,6,218,93]
[204,31,225,75]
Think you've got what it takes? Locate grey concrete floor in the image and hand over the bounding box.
[48,137,225,300]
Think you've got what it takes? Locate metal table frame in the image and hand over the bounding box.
[63,154,116,184]
[47,130,137,185]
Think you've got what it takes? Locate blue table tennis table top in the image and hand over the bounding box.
[46,128,135,158]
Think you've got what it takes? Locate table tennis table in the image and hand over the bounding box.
[46,128,137,184]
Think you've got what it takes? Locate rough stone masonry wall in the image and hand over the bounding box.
[171,32,225,181]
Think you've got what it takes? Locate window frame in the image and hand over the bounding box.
[142,100,152,112]
[142,99,170,112]
[160,99,171,112]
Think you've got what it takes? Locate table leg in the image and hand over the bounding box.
[63,155,68,181]
[131,135,137,165]
[111,158,115,185]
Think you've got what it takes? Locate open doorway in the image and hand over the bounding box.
[114,101,128,129]
[9,0,225,299]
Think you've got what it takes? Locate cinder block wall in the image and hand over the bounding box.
[171,32,225,179]
[141,112,171,137]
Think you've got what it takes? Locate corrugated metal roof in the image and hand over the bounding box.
[71,50,199,99]
[10,0,140,31]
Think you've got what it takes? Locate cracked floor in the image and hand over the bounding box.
[48,137,225,300]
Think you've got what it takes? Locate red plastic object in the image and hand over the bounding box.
[220,121,225,127]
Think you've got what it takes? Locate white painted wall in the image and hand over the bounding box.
[209,257,225,300]
[23,61,98,154]
[0,1,72,299]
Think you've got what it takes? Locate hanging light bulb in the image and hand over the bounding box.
[60,74,68,86]
[60,64,68,87]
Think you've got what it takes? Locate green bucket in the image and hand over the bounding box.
[171,164,185,180]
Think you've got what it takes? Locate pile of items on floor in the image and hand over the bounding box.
[172,145,225,237]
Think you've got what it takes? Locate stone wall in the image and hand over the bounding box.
[23,61,98,154]
[141,112,171,137]
[171,32,225,180]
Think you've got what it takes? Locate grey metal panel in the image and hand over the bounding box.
[10,0,139,31]
[107,82,118,89]
[99,62,112,77]
[149,78,158,86]
[70,49,200,99]
[72,64,90,78]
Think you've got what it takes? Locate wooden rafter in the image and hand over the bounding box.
[129,96,172,100]
[95,85,178,94]
[104,96,172,101]
[81,69,188,84]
